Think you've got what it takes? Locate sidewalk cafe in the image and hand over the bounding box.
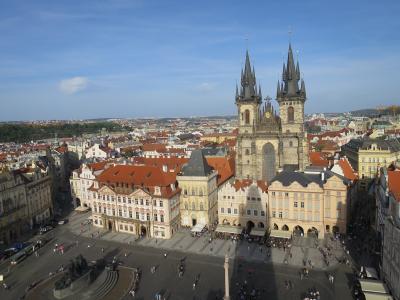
[214,224,242,240]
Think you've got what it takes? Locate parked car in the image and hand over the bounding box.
[3,248,19,259]
[58,219,69,225]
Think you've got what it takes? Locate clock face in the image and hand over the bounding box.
[265,111,271,118]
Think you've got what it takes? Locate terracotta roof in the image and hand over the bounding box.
[232,179,268,192]
[206,156,235,186]
[132,157,189,173]
[88,161,109,172]
[55,145,68,154]
[309,152,329,167]
[96,164,178,198]
[142,143,167,152]
[388,170,400,202]
[338,158,358,181]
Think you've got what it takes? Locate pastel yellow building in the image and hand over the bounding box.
[268,170,349,238]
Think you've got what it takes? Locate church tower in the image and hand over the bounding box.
[236,51,262,135]
[276,44,306,134]
[276,44,308,171]
[235,51,263,179]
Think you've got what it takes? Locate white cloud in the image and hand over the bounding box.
[59,77,88,94]
[195,82,217,92]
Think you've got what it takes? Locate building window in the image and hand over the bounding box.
[123,197,126,203]
[288,106,294,123]
[119,224,123,230]
[200,203,204,210]
[227,208,231,214]
[112,209,115,216]
[221,207,224,213]
[159,200,163,207]
[154,214,158,221]
[135,199,138,204]
[146,199,149,206]
[261,211,265,216]
[245,149,250,155]
[289,141,293,147]
[294,201,298,208]
[153,200,156,206]
[254,210,258,216]
[130,226,133,232]
[136,212,139,219]
[301,202,304,208]
[146,213,150,221]
[129,211,132,218]
[125,225,128,231]
[119,209,122,217]
[245,109,250,124]
[247,209,251,215]
[192,202,196,210]
[279,212,282,218]
[160,215,164,223]
[140,199,143,205]
[234,208,238,214]
[272,211,276,218]
[257,197,261,201]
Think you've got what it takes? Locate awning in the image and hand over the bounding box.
[359,279,389,294]
[191,223,206,233]
[269,229,292,239]
[250,229,266,237]
[75,206,90,212]
[215,225,242,235]
[363,292,393,300]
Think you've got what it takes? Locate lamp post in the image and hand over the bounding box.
[224,254,230,300]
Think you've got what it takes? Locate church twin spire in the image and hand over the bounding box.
[236,50,262,104]
[236,44,306,104]
[277,43,306,100]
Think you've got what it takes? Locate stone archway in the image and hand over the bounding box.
[282,224,289,231]
[246,220,255,233]
[294,225,304,237]
[258,222,265,228]
[262,143,276,181]
[273,223,279,230]
[307,227,318,238]
[140,225,147,237]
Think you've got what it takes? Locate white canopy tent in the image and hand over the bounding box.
[269,230,292,239]
[191,223,206,233]
[215,225,242,235]
[250,229,266,237]
[359,279,390,294]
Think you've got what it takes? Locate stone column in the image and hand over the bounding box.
[224,254,230,300]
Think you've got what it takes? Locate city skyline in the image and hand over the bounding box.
[1,0,400,121]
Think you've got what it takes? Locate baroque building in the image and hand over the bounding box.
[235,45,309,182]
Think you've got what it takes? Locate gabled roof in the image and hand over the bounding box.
[338,157,358,181]
[270,171,326,188]
[388,170,400,202]
[206,156,235,186]
[181,149,213,176]
[309,151,329,167]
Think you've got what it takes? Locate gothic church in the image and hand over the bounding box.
[235,44,309,181]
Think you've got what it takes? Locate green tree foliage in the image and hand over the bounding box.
[0,122,125,143]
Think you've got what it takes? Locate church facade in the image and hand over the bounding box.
[235,44,309,182]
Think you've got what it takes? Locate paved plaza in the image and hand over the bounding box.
[70,211,347,270]
[0,211,355,300]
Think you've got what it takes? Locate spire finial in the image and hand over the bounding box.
[288,26,292,44]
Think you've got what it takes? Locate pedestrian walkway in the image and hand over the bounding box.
[66,212,344,270]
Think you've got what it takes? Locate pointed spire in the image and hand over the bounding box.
[237,50,260,103]
[276,80,281,97]
[258,85,262,100]
[300,79,306,98]
[235,83,239,98]
[277,43,303,99]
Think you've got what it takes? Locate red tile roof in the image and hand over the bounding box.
[338,158,358,181]
[142,143,167,152]
[232,179,268,192]
[96,164,179,198]
[206,156,235,186]
[132,157,189,173]
[309,151,329,167]
[388,170,400,202]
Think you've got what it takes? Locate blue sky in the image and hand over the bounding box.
[0,0,400,121]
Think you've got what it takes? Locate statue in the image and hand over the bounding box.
[54,255,89,290]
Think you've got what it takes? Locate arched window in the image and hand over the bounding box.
[192,202,196,210]
[245,109,250,124]
[200,202,204,210]
[289,141,293,147]
[245,149,250,155]
[287,106,294,123]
